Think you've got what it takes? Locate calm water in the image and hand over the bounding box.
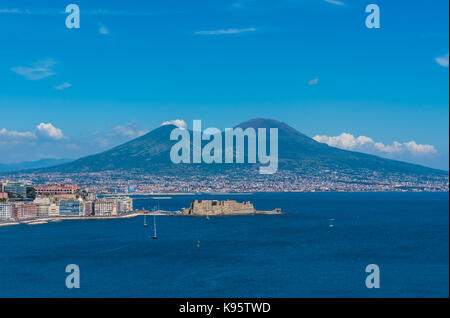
[0,192,448,298]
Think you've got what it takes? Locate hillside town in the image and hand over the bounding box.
[0,182,133,223]
[1,163,448,223]
[1,164,448,197]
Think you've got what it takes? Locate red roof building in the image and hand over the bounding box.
[34,184,78,196]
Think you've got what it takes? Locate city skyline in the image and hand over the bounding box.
[0,0,449,169]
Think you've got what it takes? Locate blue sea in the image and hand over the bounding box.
[0,192,448,298]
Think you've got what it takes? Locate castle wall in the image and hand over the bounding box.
[183,200,255,216]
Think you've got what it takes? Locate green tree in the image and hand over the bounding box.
[26,187,36,199]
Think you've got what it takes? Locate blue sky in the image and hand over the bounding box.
[0,0,448,169]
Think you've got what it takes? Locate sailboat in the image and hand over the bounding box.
[143,211,147,227]
[152,215,157,239]
[329,218,335,228]
[206,209,210,220]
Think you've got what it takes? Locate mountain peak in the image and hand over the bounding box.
[238,118,290,129]
[236,118,309,138]
[19,118,446,177]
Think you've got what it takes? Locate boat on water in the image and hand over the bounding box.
[152,215,157,239]
[143,211,148,227]
[27,221,48,225]
[329,218,335,228]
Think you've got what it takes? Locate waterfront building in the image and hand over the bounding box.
[117,197,133,214]
[84,201,94,216]
[36,204,49,217]
[0,192,8,200]
[35,184,78,196]
[5,182,27,198]
[59,200,83,216]
[0,203,12,220]
[94,198,117,216]
[34,197,51,217]
[48,204,60,217]
[12,203,37,219]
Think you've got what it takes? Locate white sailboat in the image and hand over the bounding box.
[152,215,157,239]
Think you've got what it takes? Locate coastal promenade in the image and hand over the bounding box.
[0,210,166,227]
[0,207,283,227]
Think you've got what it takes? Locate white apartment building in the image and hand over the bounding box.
[0,204,12,220]
[94,199,118,216]
[48,204,60,217]
[117,197,133,214]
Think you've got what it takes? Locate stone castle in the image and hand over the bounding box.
[183,200,256,216]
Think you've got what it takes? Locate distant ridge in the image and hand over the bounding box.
[15,119,447,176]
[0,158,73,173]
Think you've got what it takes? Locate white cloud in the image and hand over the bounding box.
[36,123,64,140]
[308,78,319,85]
[195,27,256,35]
[403,141,438,156]
[11,59,56,80]
[0,128,36,140]
[112,123,148,138]
[161,119,187,129]
[324,0,346,6]
[435,53,449,67]
[99,23,110,35]
[0,8,22,14]
[55,82,72,90]
[93,136,110,148]
[313,132,437,156]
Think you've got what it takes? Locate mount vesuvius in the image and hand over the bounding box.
[25,118,446,178]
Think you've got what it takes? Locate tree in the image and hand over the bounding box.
[26,187,36,199]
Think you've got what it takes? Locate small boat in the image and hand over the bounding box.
[152,215,157,239]
[329,218,335,228]
[196,240,200,248]
[206,209,210,220]
[143,211,148,227]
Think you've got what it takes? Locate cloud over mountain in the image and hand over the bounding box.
[313,133,437,158]
[111,121,149,138]
[161,119,187,129]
